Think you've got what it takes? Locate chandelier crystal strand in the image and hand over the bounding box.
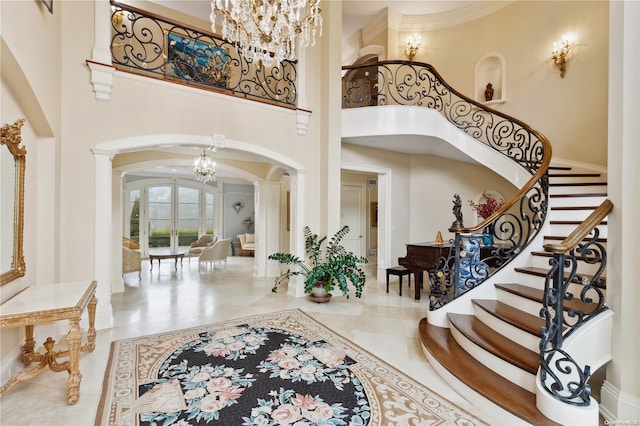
[211,0,322,67]
[192,149,216,183]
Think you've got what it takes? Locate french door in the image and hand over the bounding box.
[124,181,215,257]
[147,185,200,252]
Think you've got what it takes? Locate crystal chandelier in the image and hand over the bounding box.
[192,149,217,183]
[210,0,322,67]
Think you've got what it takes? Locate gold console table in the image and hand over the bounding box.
[0,280,97,404]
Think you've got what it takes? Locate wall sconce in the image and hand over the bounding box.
[551,35,571,78]
[404,34,421,61]
[233,202,244,215]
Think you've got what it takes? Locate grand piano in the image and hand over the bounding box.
[398,242,452,301]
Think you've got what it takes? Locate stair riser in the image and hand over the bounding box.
[549,223,608,238]
[542,238,608,254]
[504,276,603,311]
[449,323,537,392]
[513,272,547,289]
[548,176,603,184]
[549,209,603,221]
[533,256,606,278]
[549,195,607,207]
[549,185,607,195]
[531,251,600,275]
[473,307,541,353]
[497,287,544,317]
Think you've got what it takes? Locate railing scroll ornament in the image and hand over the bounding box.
[109,1,298,108]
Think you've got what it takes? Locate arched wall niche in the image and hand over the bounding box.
[474,53,507,105]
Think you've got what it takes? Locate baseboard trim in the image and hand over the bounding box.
[600,380,640,423]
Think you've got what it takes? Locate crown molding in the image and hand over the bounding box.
[342,30,362,65]
[362,9,390,46]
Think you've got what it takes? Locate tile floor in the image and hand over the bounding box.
[0,256,494,425]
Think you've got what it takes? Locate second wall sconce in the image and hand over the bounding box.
[551,35,571,78]
[404,34,421,61]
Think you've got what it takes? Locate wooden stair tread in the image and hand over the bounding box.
[448,313,539,374]
[473,299,544,337]
[548,173,601,178]
[419,319,561,425]
[531,251,600,262]
[550,220,607,225]
[515,266,607,290]
[544,235,607,243]
[550,193,608,198]
[549,182,607,187]
[495,282,599,312]
[550,206,599,211]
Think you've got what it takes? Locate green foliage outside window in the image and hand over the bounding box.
[130,197,140,239]
[149,228,199,247]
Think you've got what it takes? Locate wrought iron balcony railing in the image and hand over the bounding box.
[342,60,552,309]
[109,1,298,108]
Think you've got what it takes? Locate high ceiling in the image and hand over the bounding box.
[135,1,499,180]
[151,1,493,36]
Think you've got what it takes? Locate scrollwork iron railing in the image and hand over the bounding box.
[342,61,552,309]
[109,1,297,108]
[539,199,612,406]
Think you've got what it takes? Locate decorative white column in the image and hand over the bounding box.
[111,170,124,293]
[288,171,307,297]
[253,181,263,276]
[601,0,640,422]
[92,148,114,330]
[260,182,282,278]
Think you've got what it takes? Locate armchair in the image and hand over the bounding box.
[237,233,255,256]
[198,238,232,271]
[122,246,142,278]
[188,234,218,262]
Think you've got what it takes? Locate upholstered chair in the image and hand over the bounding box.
[198,238,232,271]
[188,234,217,262]
[237,233,255,256]
[122,246,142,278]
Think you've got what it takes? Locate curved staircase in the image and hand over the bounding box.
[420,165,611,425]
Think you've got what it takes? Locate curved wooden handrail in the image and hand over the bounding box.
[343,63,553,227]
[544,199,612,254]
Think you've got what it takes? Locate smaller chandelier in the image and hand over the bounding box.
[210,0,322,67]
[192,149,216,183]
[551,35,571,78]
[404,34,421,61]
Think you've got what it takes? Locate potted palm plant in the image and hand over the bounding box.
[268,225,368,301]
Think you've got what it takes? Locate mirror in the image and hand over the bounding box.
[1,119,26,285]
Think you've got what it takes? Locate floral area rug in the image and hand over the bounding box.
[95,309,489,425]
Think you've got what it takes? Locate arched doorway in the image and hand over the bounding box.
[91,135,307,328]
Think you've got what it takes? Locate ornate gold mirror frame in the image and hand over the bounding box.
[1,119,26,285]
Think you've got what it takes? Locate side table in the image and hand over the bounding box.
[0,280,98,404]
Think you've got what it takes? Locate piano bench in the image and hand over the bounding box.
[386,266,412,296]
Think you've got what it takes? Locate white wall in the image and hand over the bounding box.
[409,155,515,243]
[388,1,609,167]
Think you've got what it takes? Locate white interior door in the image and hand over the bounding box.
[340,184,365,258]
